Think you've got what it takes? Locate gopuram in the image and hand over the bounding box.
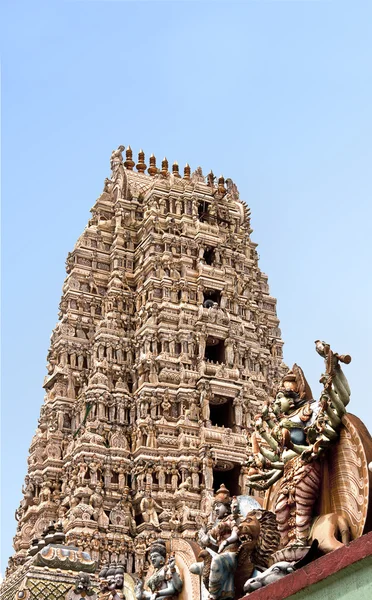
[2,146,372,600]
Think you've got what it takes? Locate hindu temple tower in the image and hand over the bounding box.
[8,146,285,577]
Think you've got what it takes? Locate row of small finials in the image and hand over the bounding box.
[123,146,227,190]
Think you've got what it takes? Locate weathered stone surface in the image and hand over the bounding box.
[5,146,286,581]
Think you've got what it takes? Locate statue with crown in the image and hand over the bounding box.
[134,539,183,600]
[241,341,372,591]
[189,342,372,599]
[190,482,281,599]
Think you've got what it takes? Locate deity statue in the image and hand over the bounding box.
[110,146,125,173]
[91,485,110,528]
[109,145,127,199]
[21,475,35,510]
[155,459,166,489]
[135,539,183,600]
[247,342,353,557]
[233,390,244,429]
[200,382,211,423]
[190,486,280,600]
[202,448,214,491]
[170,463,179,491]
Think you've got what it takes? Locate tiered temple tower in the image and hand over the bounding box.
[8,146,285,577]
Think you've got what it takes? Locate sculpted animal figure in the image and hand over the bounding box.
[243,540,319,594]
[190,499,280,600]
[243,561,295,593]
[310,513,350,553]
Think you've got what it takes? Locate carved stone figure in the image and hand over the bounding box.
[191,486,261,600]
[135,539,183,600]
[170,463,179,491]
[21,475,35,510]
[140,492,163,527]
[98,562,125,600]
[202,449,214,490]
[91,485,110,528]
[243,561,295,593]
[66,572,97,599]
[200,382,211,423]
[233,391,244,428]
[192,491,281,600]
[110,146,125,172]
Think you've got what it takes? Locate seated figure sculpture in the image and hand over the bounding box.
[135,539,183,600]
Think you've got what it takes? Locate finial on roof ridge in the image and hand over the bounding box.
[218,175,226,195]
[124,147,135,170]
[161,157,169,177]
[136,150,146,174]
[172,162,181,178]
[148,154,157,176]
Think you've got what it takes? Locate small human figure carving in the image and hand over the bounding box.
[202,448,214,491]
[140,491,163,527]
[21,475,35,510]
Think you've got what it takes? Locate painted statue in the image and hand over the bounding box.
[190,486,280,600]
[98,563,125,600]
[135,539,183,600]
[243,561,295,593]
[243,541,319,594]
[247,341,352,555]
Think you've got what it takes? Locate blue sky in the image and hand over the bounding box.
[1,0,372,574]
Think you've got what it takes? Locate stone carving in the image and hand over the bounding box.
[98,563,125,599]
[66,572,97,599]
[5,146,287,579]
[140,491,163,527]
[110,146,125,172]
[243,541,318,594]
[190,486,280,600]
[135,539,183,600]
[110,491,136,534]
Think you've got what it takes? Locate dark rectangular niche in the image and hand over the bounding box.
[205,338,225,363]
[213,464,241,496]
[209,398,234,429]
[203,247,215,266]
[198,200,210,222]
[203,289,221,307]
[210,397,234,429]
